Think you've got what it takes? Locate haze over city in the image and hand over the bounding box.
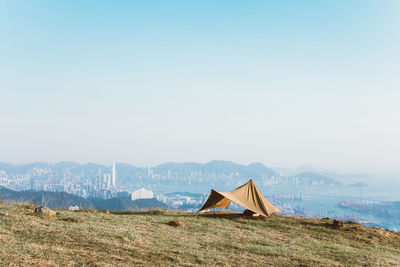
[1,1,400,176]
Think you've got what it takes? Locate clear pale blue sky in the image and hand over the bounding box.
[0,1,399,174]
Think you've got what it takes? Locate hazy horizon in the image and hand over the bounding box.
[1,1,399,176]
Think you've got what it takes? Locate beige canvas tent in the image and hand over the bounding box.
[198,179,283,217]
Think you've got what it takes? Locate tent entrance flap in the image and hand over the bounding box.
[198,179,283,218]
[198,189,232,211]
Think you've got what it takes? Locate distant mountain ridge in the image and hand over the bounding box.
[155,160,277,177]
[0,186,168,211]
[0,160,341,188]
[0,160,276,175]
[0,160,278,186]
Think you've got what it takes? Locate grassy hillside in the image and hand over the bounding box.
[1,202,400,266]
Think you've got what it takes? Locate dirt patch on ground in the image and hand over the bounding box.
[61,217,84,223]
[166,220,187,229]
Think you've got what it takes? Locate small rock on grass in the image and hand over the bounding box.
[166,220,186,229]
[33,206,57,219]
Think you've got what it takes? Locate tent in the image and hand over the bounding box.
[197,179,283,217]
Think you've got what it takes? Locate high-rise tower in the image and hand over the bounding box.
[107,174,111,189]
[112,162,116,188]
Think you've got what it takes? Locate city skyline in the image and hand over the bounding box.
[1,1,399,175]
[1,158,400,231]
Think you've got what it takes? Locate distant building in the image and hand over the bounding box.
[172,200,184,206]
[103,174,107,184]
[131,188,154,201]
[68,205,79,211]
[107,174,111,189]
[112,162,116,187]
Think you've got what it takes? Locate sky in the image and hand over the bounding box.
[0,1,399,174]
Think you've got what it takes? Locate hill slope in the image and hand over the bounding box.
[0,202,399,266]
[0,187,167,211]
[0,187,94,209]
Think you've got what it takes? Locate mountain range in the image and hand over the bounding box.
[0,160,343,188]
[0,160,277,176]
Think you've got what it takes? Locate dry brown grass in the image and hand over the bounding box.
[1,202,400,266]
